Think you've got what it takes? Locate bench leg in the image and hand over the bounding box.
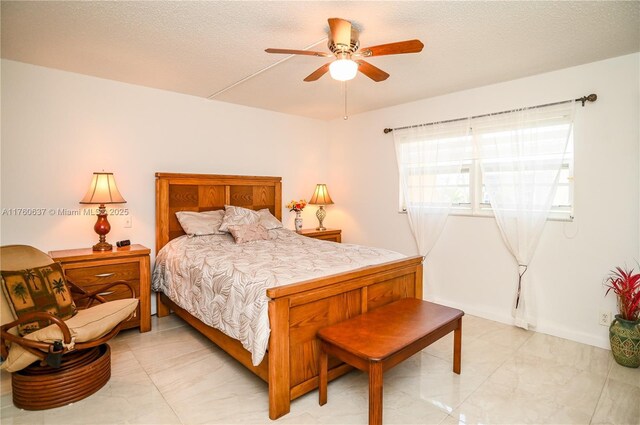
[453,318,462,374]
[369,361,383,425]
[319,346,328,406]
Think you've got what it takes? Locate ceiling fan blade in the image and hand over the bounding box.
[355,60,389,82]
[355,39,424,57]
[265,48,332,57]
[304,62,332,82]
[328,18,352,49]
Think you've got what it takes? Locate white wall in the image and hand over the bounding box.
[1,59,327,259]
[3,54,638,349]
[328,53,640,349]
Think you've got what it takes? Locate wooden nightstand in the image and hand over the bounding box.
[298,228,342,243]
[49,244,151,332]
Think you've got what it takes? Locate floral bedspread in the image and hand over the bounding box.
[151,228,404,365]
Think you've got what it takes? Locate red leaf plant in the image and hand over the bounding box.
[604,266,640,321]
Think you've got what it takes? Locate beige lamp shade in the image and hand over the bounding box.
[79,172,126,205]
[309,184,334,205]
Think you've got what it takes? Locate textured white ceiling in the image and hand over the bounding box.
[2,1,639,120]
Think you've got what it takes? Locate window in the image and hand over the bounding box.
[399,125,574,220]
[397,130,472,211]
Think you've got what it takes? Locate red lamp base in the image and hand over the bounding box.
[92,205,113,252]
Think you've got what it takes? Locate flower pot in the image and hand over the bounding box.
[609,315,640,368]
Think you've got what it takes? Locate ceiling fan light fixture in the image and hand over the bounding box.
[329,59,358,81]
[266,18,424,84]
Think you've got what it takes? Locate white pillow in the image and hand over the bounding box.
[218,205,260,233]
[258,209,283,230]
[175,210,225,236]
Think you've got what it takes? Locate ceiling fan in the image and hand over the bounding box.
[265,18,424,83]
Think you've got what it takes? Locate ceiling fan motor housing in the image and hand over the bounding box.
[328,38,359,55]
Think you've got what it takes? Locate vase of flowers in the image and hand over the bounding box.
[604,265,640,368]
[287,199,307,232]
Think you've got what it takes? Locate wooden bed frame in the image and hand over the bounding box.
[155,172,424,420]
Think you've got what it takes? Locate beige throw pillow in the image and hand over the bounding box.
[227,223,269,244]
[218,206,260,233]
[176,210,225,236]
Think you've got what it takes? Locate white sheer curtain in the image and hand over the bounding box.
[472,101,576,329]
[394,120,471,257]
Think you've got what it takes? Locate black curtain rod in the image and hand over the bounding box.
[383,93,597,134]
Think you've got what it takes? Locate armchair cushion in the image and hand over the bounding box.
[1,263,77,335]
[1,297,138,373]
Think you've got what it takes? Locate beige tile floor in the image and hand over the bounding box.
[1,314,638,425]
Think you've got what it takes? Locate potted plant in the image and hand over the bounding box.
[604,265,640,368]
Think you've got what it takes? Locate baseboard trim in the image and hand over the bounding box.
[426,295,611,350]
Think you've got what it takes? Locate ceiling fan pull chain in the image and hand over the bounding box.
[343,81,349,120]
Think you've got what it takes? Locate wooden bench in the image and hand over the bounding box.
[317,298,464,425]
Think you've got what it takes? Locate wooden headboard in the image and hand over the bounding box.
[155,173,282,253]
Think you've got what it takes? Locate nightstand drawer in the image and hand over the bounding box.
[298,228,342,243]
[311,233,341,242]
[64,262,139,289]
[65,262,141,328]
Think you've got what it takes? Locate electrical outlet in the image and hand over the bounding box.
[124,217,132,228]
[598,310,612,326]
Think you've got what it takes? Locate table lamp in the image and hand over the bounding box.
[309,184,334,231]
[79,172,126,251]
